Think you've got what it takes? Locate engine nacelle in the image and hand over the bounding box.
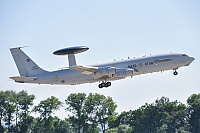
[112,69,134,77]
[95,67,116,76]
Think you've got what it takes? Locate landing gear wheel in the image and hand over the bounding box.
[173,71,178,76]
[107,82,111,87]
[98,84,103,88]
[98,82,112,88]
[101,83,106,87]
[105,83,108,88]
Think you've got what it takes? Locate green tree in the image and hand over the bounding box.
[0,90,35,133]
[85,93,117,133]
[117,124,132,133]
[65,93,117,133]
[17,90,35,133]
[33,96,62,132]
[0,91,7,132]
[85,93,105,131]
[187,93,200,133]
[65,93,88,133]
[113,97,189,133]
[106,127,118,133]
[138,97,188,133]
[30,117,45,133]
[114,109,144,132]
[106,124,132,133]
[53,117,73,133]
[155,97,188,132]
[31,116,73,133]
[3,90,16,132]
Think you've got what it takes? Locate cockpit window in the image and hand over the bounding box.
[182,54,187,57]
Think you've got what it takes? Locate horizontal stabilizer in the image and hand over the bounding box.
[10,76,37,83]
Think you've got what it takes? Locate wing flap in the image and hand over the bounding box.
[10,76,37,82]
[69,65,98,73]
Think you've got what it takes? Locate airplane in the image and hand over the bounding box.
[10,46,195,88]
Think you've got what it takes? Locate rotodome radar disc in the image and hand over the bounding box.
[53,46,89,55]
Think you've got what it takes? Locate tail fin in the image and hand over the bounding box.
[10,47,48,76]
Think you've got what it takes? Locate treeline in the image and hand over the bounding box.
[0,90,200,133]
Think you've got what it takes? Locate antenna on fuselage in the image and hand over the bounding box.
[53,46,89,66]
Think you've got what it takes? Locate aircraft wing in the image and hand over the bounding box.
[70,65,139,78]
[10,76,37,83]
[70,65,99,75]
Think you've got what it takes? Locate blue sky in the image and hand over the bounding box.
[1,0,200,118]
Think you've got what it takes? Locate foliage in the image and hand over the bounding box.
[16,90,35,132]
[106,124,132,133]
[187,93,200,133]
[65,93,117,133]
[85,93,117,133]
[32,96,62,132]
[113,96,190,133]
[0,90,36,132]
[33,96,62,119]
[0,90,200,133]
[65,93,88,132]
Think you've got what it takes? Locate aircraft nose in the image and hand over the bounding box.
[184,56,195,66]
[190,57,195,62]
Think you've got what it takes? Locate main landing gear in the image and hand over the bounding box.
[98,82,111,88]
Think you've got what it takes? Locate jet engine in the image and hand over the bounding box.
[112,69,134,77]
[94,67,116,76]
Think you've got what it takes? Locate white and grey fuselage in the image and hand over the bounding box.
[10,48,194,87]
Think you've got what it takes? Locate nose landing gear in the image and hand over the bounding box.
[173,70,178,76]
[98,82,111,88]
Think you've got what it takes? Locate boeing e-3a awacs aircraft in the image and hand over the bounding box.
[10,46,195,88]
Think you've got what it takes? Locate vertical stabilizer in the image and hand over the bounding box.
[10,48,47,76]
